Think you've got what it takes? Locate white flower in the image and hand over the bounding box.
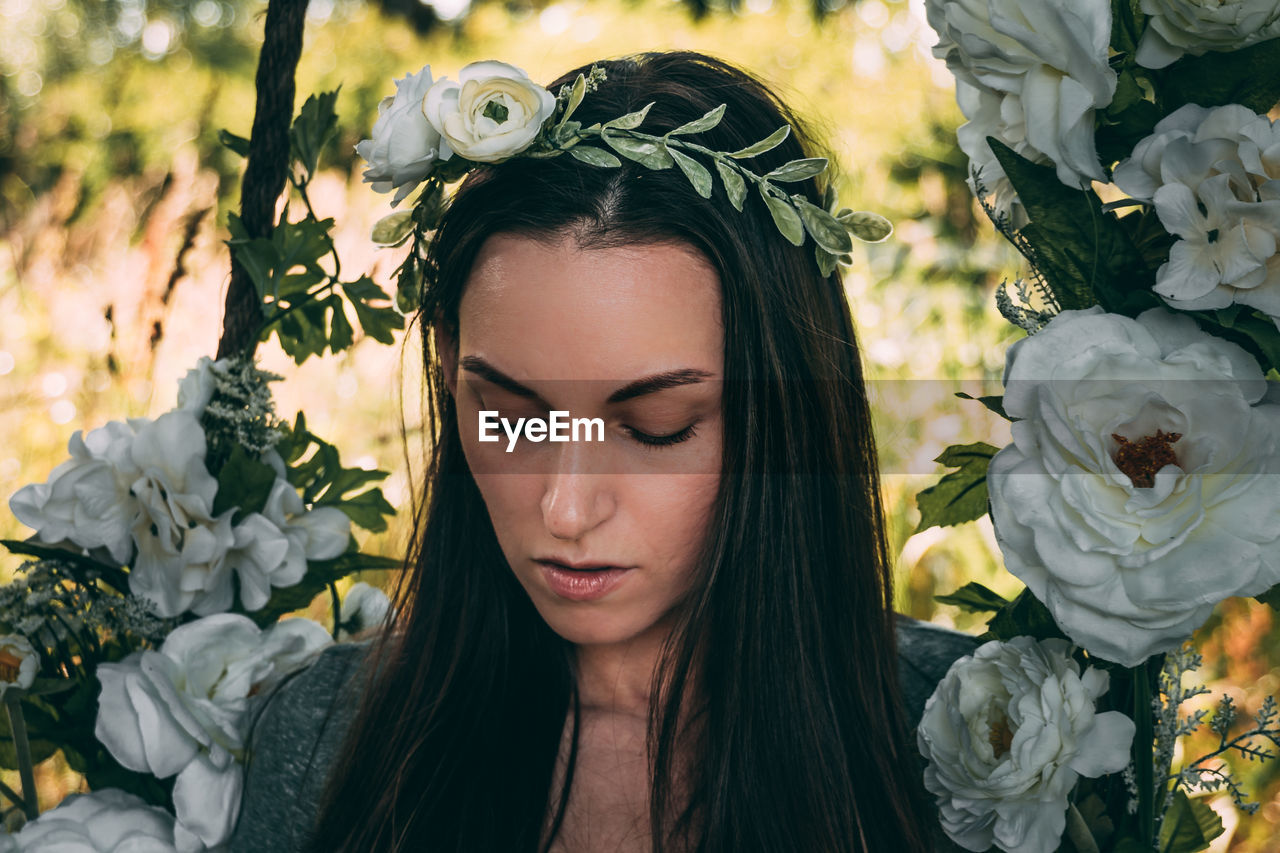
[422,60,557,164]
[0,635,38,696]
[125,411,238,618]
[1112,104,1280,325]
[9,418,142,564]
[9,788,177,852]
[177,356,231,415]
[924,0,1117,222]
[986,306,1280,667]
[1137,0,1280,69]
[338,581,393,640]
[227,478,350,612]
[918,636,1135,853]
[355,65,442,206]
[94,614,331,850]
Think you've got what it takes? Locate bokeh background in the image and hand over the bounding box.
[2,0,1277,847]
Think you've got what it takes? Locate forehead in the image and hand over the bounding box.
[458,233,724,382]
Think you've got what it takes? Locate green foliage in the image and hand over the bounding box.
[934,582,1009,614]
[1161,39,1280,117]
[1158,790,1224,853]
[290,90,341,178]
[278,413,396,534]
[211,445,277,522]
[982,587,1068,643]
[913,442,997,534]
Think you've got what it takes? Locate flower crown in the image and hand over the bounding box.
[356,60,892,308]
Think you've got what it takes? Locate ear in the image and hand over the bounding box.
[433,321,459,399]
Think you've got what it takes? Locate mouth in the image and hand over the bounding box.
[535,558,631,572]
[534,559,634,601]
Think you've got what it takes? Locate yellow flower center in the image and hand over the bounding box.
[989,714,1014,759]
[1111,429,1182,489]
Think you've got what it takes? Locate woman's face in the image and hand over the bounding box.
[438,232,724,649]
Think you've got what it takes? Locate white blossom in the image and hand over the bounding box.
[7,788,178,852]
[422,60,557,163]
[918,636,1135,853]
[94,614,331,850]
[0,635,38,696]
[338,581,393,640]
[1137,0,1280,69]
[355,66,442,206]
[986,306,1280,666]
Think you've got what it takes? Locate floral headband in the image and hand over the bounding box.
[355,60,892,304]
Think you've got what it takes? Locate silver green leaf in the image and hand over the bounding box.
[569,145,623,167]
[667,104,727,137]
[822,183,838,213]
[758,184,804,246]
[815,245,837,277]
[371,210,414,247]
[793,195,853,254]
[560,73,588,126]
[602,133,675,169]
[604,102,655,131]
[765,158,828,183]
[839,210,893,242]
[669,148,713,198]
[715,160,746,211]
[728,125,790,159]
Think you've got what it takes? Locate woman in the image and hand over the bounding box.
[229,50,976,852]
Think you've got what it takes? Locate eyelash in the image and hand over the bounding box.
[625,424,699,448]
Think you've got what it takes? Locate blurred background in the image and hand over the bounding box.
[1,0,1276,846]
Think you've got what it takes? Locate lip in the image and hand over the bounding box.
[536,556,632,571]
[536,559,633,601]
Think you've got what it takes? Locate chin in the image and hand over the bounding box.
[536,606,645,647]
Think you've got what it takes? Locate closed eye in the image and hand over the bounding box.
[625,424,698,448]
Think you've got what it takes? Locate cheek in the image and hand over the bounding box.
[634,474,721,554]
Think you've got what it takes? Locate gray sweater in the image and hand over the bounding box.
[228,615,979,852]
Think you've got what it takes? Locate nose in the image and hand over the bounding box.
[540,444,616,541]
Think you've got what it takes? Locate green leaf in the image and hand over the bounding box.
[1163,38,1280,116]
[218,129,250,158]
[669,148,713,198]
[984,587,1067,643]
[282,419,396,535]
[758,184,804,246]
[371,211,414,247]
[838,210,893,243]
[715,160,746,211]
[560,73,588,125]
[601,132,674,169]
[666,103,726,137]
[327,295,355,353]
[290,89,341,179]
[1187,305,1280,375]
[935,582,1010,613]
[728,124,790,159]
[249,546,401,628]
[989,138,1145,312]
[765,157,828,182]
[793,195,853,255]
[815,245,837,277]
[1256,581,1280,611]
[568,145,623,168]
[1158,790,1224,853]
[913,442,997,534]
[348,281,403,346]
[0,539,130,595]
[603,102,655,131]
[955,392,1011,420]
[211,444,278,519]
[331,488,398,532]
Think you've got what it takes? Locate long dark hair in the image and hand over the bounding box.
[309,50,931,852]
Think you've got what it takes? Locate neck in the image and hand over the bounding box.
[572,616,673,720]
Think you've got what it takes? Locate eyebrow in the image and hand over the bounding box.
[459,355,715,405]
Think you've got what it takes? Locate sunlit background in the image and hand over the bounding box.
[1,0,1276,846]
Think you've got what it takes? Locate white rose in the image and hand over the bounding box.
[1137,0,1280,69]
[9,788,177,852]
[176,356,231,415]
[924,0,1117,221]
[9,419,141,565]
[95,614,331,849]
[918,636,1135,853]
[422,60,557,164]
[124,411,238,618]
[0,635,38,696]
[338,581,393,640]
[1112,104,1280,325]
[355,65,442,206]
[987,306,1280,667]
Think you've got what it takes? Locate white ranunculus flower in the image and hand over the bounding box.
[9,788,177,852]
[338,581,393,640]
[987,306,1280,667]
[925,0,1117,221]
[9,418,142,564]
[422,60,557,164]
[1112,104,1280,325]
[125,410,238,618]
[177,356,231,415]
[0,635,39,697]
[1137,0,1280,69]
[95,614,331,849]
[918,636,1135,853]
[355,65,442,206]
